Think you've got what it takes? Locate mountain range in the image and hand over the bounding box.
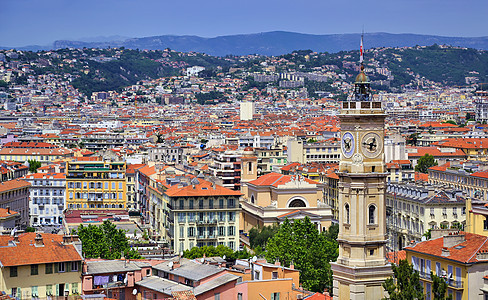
[3,31,488,56]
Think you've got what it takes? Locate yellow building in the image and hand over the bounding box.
[240,172,333,234]
[466,197,488,236]
[405,231,488,300]
[0,233,82,299]
[66,159,127,210]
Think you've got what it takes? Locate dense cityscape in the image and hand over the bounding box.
[2,5,488,299]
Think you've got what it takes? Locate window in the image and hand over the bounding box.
[214,293,220,300]
[272,271,278,279]
[31,264,39,275]
[46,285,53,297]
[345,204,350,224]
[219,226,225,236]
[71,262,78,272]
[119,182,123,190]
[238,293,243,300]
[228,212,235,222]
[179,200,184,210]
[228,198,235,208]
[180,227,185,238]
[189,200,194,209]
[426,283,431,300]
[228,226,235,236]
[188,227,195,237]
[71,283,78,294]
[219,199,224,209]
[10,266,17,277]
[368,205,376,224]
[209,199,213,209]
[31,286,38,298]
[271,292,280,300]
[58,262,65,272]
[199,199,203,209]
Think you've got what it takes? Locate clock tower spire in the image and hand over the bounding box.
[331,35,392,300]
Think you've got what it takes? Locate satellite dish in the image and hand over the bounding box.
[222,255,226,260]
[200,257,205,263]
[252,256,257,263]
[132,289,137,296]
[168,261,174,268]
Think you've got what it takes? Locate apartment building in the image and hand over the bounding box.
[287,139,340,164]
[66,159,127,210]
[255,146,287,174]
[429,162,488,200]
[0,233,82,298]
[208,151,242,191]
[0,179,30,228]
[24,173,66,226]
[147,145,184,164]
[406,231,488,300]
[0,161,28,182]
[167,179,241,254]
[386,183,466,251]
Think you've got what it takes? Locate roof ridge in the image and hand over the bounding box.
[467,235,488,263]
[270,174,285,186]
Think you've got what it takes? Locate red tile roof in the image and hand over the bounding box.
[406,232,488,264]
[0,179,30,193]
[0,233,82,266]
[165,179,242,197]
[248,172,319,187]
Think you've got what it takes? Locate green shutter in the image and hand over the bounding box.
[56,285,59,296]
[54,263,59,273]
[67,262,71,272]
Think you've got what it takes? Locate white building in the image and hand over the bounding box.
[186,66,205,77]
[240,102,255,121]
[24,173,66,226]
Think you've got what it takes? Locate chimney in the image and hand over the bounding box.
[274,259,280,266]
[427,186,435,197]
[441,247,450,257]
[62,235,73,244]
[13,234,19,243]
[35,233,44,247]
[6,206,10,214]
[289,261,294,270]
[443,232,465,248]
[477,250,488,261]
[173,260,181,269]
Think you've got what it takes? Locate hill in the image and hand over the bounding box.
[3,32,488,56]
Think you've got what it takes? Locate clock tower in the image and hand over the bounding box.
[331,48,392,299]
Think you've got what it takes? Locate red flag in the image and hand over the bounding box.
[360,35,364,63]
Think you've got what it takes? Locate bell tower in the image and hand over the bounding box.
[331,38,392,300]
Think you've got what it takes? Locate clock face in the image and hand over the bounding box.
[341,132,355,158]
[361,132,382,158]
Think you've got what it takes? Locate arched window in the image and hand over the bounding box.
[289,199,306,208]
[251,194,255,204]
[248,162,253,173]
[369,205,376,224]
[345,203,350,224]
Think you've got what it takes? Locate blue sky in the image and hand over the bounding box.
[1,0,487,47]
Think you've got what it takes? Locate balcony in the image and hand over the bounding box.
[448,280,463,289]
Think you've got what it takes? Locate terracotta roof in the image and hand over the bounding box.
[471,171,488,179]
[429,162,450,172]
[0,233,82,266]
[0,179,30,193]
[248,172,319,187]
[165,179,242,197]
[0,207,18,219]
[407,147,466,158]
[406,232,488,264]
[415,172,429,182]
[386,250,406,264]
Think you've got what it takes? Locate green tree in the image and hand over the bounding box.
[414,154,438,173]
[406,133,419,146]
[431,272,452,300]
[249,224,279,249]
[28,160,42,173]
[382,259,424,300]
[265,218,338,293]
[74,220,141,259]
[182,245,249,260]
[443,120,457,125]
